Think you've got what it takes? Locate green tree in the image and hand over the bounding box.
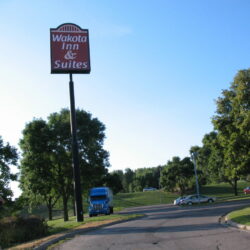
[212,69,250,195]
[123,168,135,192]
[19,119,59,220]
[132,167,160,192]
[19,109,110,221]
[198,132,225,184]
[0,136,18,201]
[160,157,194,195]
[104,171,123,194]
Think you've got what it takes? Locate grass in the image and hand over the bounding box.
[114,180,250,211]
[200,181,250,225]
[114,190,176,210]
[227,207,250,225]
[47,213,143,234]
[200,180,250,201]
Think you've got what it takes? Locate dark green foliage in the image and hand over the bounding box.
[105,167,162,193]
[19,119,59,220]
[0,136,18,201]
[0,215,48,248]
[211,69,250,195]
[160,157,194,195]
[132,166,162,192]
[197,132,226,184]
[123,168,135,192]
[19,108,110,221]
[104,171,123,194]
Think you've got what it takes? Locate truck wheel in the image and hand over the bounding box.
[110,207,114,214]
[106,208,110,215]
[89,214,92,217]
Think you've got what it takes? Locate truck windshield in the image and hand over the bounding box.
[90,195,107,201]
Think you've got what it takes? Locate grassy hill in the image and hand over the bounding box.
[115,180,250,209]
[114,190,175,210]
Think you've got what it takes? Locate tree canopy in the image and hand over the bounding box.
[212,69,250,194]
[160,157,194,195]
[0,136,18,201]
[19,108,110,220]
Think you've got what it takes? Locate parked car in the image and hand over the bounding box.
[179,194,216,205]
[143,187,157,192]
[173,196,186,205]
[243,187,250,194]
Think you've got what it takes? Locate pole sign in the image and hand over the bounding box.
[50,23,90,74]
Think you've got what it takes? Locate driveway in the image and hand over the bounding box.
[47,199,250,250]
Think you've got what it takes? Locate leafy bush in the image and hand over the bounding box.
[0,215,48,248]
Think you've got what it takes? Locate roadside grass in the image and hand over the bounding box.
[227,207,250,225]
[47,213,143,234]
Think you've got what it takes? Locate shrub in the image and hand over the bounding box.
[0,215,48,248]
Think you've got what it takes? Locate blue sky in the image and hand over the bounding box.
[1,0,250,197]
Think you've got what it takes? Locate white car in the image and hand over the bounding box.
[179,194,216,205]
[173,196,186,205]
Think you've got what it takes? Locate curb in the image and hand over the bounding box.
[34,226,97,250]
[220,216,250,231]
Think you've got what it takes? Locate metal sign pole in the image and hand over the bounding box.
[51,23,90,222]
[69,73,83,222]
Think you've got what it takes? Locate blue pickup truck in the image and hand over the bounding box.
[88,187,114,217]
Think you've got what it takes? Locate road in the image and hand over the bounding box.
[53,199,250,250]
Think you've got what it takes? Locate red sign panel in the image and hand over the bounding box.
[50,23,90,74]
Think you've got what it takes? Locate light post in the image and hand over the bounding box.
[191,152,200,201]
[159,167,162,203]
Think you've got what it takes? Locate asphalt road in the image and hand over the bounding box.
[52,199,250,250]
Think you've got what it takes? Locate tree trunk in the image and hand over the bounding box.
[63,194,69,221]
[46,197,53,220]
[72,197,76,216]
[234,178,238,196]
[48,206,53,220]
[180,185,185,196]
